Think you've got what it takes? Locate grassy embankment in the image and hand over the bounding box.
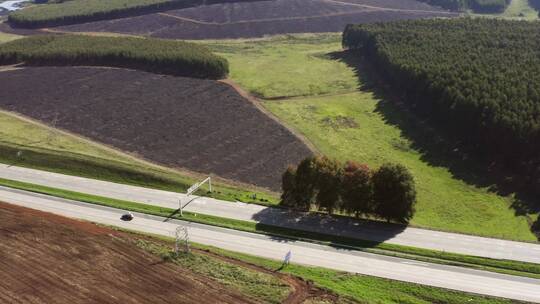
[2,177,539,280]
[136,240,290,304]
[130,229,523,304]
[201,33,537,242]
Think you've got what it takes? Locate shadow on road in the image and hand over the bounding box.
[252,207,406,249]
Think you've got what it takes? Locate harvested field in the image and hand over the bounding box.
[0,202,257,304]
[4,0,457,39]
[0,66,312,190]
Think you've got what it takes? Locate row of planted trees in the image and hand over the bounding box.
[281,157,417,224]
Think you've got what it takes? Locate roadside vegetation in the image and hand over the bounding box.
[136,240,290,303]
[3,177,540,280]
[202,34,537,241]
[0,35,229,78]
[282,157,416,224]
[8,0,200,28]
[133,232,523,304]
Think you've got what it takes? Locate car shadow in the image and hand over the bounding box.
[327,49,540,239]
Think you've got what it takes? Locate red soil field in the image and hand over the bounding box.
[28,0,456,39]
[0,202,256,304]
[0,67,312,190]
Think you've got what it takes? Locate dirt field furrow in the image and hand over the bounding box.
[0,0,456,39]
[0,201,346,304]
[0,202,262,304]
[0,66,313,190]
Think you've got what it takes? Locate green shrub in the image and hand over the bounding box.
[0,35,229,79]
[372,163,416,224]
[341,161,373,218]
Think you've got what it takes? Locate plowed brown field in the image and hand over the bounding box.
[0,67,312,190]
[2,0,456,39]
[0,202,257,304]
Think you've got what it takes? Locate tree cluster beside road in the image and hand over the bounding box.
[281,157,417,224]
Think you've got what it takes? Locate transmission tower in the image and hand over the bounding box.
[46,113,59,144]
[175,225,190,256]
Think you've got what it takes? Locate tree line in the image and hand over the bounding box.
[343,18,540,196]
[281,157,417,224]
[0,35,229,79]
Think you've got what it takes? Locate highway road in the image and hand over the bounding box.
[1,164,540,264]
[0,186,539,302]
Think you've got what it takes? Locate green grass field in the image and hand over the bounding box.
[0,32,22,44]
[203,34,359,99]
[501,0,539,18]
[471,0,539,19]
[202,34,537,241]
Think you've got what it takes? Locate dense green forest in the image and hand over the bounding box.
[418,0,510,12]
[9,0,245,28]
[0,35,229,79]
[343,18,540,195]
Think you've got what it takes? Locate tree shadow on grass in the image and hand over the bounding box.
[328,50,540,239]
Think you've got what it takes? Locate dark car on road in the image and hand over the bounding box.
[121,212,134,221]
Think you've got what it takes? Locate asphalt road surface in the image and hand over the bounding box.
[1,164,540,264]
[0,186,539,302]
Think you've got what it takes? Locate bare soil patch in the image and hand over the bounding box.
[0,202,256,304]
[0,66,312,190]
[3,0,456,39]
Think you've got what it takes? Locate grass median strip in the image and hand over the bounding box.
[1,176,539,279]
